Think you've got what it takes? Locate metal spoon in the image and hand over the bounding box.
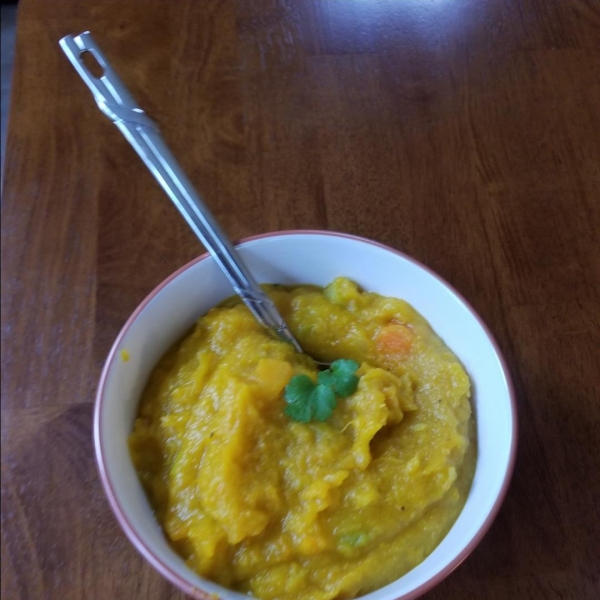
[59,31,322,362]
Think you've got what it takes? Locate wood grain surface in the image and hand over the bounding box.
[2,0,599,599]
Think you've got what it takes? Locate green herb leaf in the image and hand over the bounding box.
[331,359,359,377]
[284,374,315,404]
[284,360,361,423]
[332,373,359,397]
[284,374,317,422]
[310,385,337,422]
[317,370,335,387]
[284,400,312,423]
[330,359,360,396]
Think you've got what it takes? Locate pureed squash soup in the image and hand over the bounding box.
[129,278,476,600]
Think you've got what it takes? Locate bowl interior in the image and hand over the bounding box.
[96,231,515,600]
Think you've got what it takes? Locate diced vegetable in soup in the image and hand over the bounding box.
[129,277,476,600]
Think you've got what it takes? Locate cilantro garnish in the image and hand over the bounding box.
[284,359,360,423]
[330,359,360,397]
[283,375,315,423]
[284,374,315,405]
[311,385,337,421]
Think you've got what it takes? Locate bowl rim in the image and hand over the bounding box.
[94,229,518,600]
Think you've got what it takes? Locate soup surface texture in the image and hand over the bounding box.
[129,278,476,600]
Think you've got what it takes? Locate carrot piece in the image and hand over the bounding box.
[375,323,415,356]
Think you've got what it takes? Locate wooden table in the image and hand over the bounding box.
[2,1,599,598]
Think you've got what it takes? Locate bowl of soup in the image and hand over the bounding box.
[95,230,517,600]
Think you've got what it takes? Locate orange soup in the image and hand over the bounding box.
[129,277,476,600]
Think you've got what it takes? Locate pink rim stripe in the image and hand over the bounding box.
[94,229,518,600]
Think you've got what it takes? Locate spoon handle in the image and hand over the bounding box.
[60,31,302,352]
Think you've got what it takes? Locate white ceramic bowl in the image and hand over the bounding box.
[95,231,517,600]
